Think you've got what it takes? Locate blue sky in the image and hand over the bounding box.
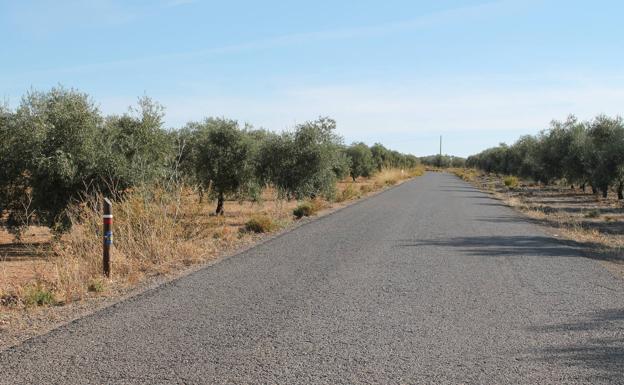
[1,0,623,157]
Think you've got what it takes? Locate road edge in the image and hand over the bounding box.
[0,175,422,352]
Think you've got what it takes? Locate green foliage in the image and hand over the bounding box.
[0,87,422,233]
[503,176,519,189]
[336,183,361,202]
[420,154,465,168]
[584,116,624,197]
[10,87,102,231]
[346,142,375,181]
[0,89,176,232]
[370,143,420,170]
[293,202,316,218]
[191,118,255,215]
[87,278,106,293]
[467,114,624,199]
[24,284,56,306]
[100,96,174,190]
[257,117,346,200]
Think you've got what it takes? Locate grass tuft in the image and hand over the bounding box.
[23,283,56,306]
[336,183,361,202]
[503,176,519,189]
[87,278,105,293]
[293,202,317,218]
[244,215,278,233]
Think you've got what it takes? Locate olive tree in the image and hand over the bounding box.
[100,96,174,192]
[345,142,375,181]
[192,118,254,215]
[256,117,347,200]
[584,115,624,197]
[9,87,103,230]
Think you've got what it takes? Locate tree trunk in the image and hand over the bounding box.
[581,183,586,192]
[618,182,623,200]
[215,191,224,215]
[198,186,204,204]
[602,186,608,198]
[570,184,574,190]
[591,185,598,194]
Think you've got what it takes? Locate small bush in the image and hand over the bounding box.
[503,176,519,189]
[337,184,360,202]
[373,169,403,186]
[244,215,278,233]
[293,202,317,218]
[87,278,105,293]
[384,178,397,186]
[360,185,373,194]
[23,284,56,306]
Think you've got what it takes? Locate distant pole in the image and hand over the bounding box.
[439,135,442,157]
[103,198,113,277]
[438,135,442,167]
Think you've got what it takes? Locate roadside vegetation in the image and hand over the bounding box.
[453,113,624,275]
[0,86,423,317]
[466,115,624,199]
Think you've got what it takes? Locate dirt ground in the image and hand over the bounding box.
[453,169,624,279]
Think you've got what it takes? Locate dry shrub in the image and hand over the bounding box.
[51,186,208,302]
[451,168,479,182]
[293,199,326,218]
[22,283,56,306]
[360,184,373,194]
[293,202,316,218]
[244,215,278,233]
[503,176,519,189]
[372,166,424,187]
[336,183,361,202]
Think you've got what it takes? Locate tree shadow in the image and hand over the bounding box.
[0,242,50,261]
[527,308,624,382]
[394,234,621,262]
[477,211,624,236]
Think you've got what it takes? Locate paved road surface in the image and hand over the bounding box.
[2,172,624,384]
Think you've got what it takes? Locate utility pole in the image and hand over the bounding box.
[439,135,442,157]
[438,135,442,167]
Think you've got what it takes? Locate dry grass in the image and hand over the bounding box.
[1,167,423,315]
[449,167,479,183]
[453,168,624,277]
[373,167,424,187]
[335,183,361,203]
[244,215,279,233]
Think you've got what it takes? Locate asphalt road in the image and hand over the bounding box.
[2,172,624,384]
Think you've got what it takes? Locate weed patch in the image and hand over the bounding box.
[23,283,56,306]
[503,176,519,189]
[293,202,316,218]
[244,215,278,233]
[336,184,361,202]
